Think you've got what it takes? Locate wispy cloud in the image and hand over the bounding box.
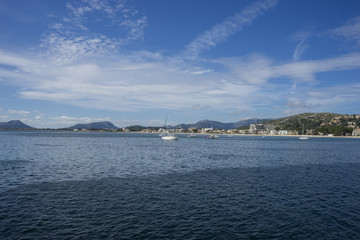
[40,0,147,65]
[329,15,360,47]
[65,0,147,36]
[40,34,119,65]
[8,109,30,115]
[275,53,360,82]
[292,31,311,61]
[44,115,115,127]
[0,50,30,67]
[51,115,93,123]
[219,52,360,84]
[35,114,45,119]
[183,0,279,59]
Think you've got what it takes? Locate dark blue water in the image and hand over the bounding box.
[1,131,360,239]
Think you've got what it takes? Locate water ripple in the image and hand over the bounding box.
[1,164,360,239]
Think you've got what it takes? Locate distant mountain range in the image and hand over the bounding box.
[0,119,269,130]
[64,121,119,130]
[63,119,271,130]
[176,118,270,130]
[0,120,35,129]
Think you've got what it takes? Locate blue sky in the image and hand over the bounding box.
[1,0,360,128]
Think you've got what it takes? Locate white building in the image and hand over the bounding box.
[202,127,213,133]
[352,129,360,136]
[249,124,267,134]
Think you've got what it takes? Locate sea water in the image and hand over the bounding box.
[0,131,359,239]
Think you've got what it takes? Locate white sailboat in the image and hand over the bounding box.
[299,123,309,140]
[161,114,178,141]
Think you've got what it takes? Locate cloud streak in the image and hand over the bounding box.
[184,0,279,59]
[220,52,360,84]
[292,31,311,61]
[8,109,30,115]
[330,15,360,47]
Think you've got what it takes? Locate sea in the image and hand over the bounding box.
[0,131,360,239]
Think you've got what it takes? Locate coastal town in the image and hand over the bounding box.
[138,123,360,137]
[128,113,360,137]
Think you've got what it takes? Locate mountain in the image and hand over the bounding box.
[176,118,270,130]
[0,120,35,129]
[65,121,119,130]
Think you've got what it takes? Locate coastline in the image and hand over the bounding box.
[1,129,359,138]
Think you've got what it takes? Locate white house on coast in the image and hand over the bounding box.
[352,129,360,136]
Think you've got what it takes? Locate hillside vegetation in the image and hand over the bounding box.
[263,113,360,135]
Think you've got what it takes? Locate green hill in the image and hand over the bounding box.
[263,113,360,136]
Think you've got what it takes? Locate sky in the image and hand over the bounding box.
[1,0,360,128]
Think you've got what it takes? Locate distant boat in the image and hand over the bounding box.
[206,134,218,139]
[161,114,178,141]
[299,123,309,140]
[299,136,309,140]
[187,134,196,138]
[162,134,178,140]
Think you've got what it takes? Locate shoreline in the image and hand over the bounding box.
[1,129,359,138]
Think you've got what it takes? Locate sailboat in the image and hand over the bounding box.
[299,123,309,140]
[161,114,178,141]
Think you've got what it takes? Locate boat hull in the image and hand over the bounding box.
[299,136,309,140]
[161,135,178,140]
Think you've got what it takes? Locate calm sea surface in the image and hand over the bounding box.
[1,131,360,239]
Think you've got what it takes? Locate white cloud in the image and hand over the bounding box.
[1,47,360,117]
[52,115,91,122]
[49,115,111,126]
[146,119,165,126]
[184,0,278,59]
[35,114,45,119]
[8,109,30,115]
